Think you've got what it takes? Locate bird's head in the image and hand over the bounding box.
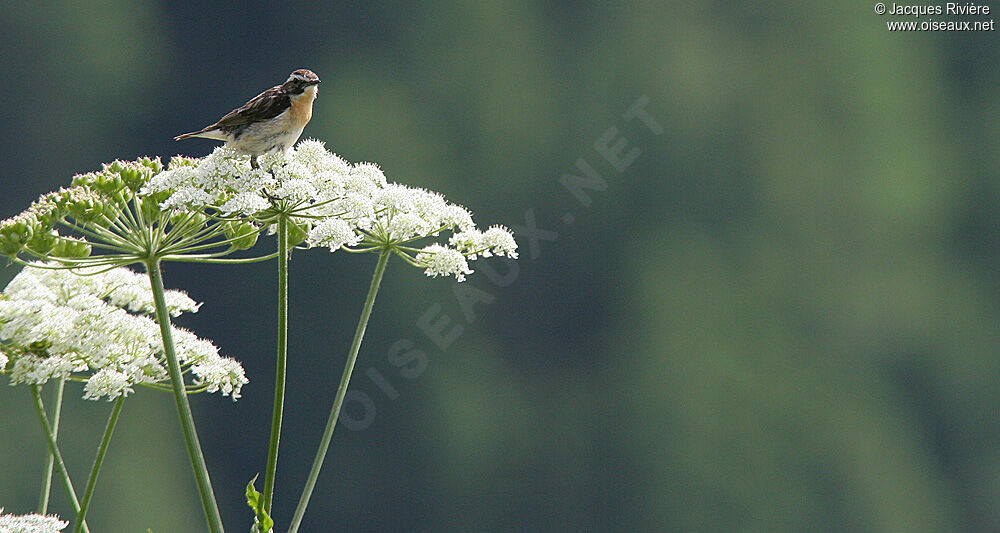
[284,69,321,95]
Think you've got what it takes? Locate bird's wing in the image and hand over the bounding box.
[210,85,291,132]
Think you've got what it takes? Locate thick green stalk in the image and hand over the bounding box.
[74,396,125,533]
[262,216,290,514]
[31,385,89,533]
[287,250,391,533]
[145,260,225,533]
[37,377,65,514]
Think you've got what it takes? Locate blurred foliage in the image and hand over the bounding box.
[1,1,999,531]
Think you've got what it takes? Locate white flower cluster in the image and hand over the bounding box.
[143,144,347,217]
[144,140,517,281]
[5,264,199,318]
[0,508,67,533]
[0,265,247,401]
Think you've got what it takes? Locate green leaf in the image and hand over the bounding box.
[245,474,261,508]
[140,195,162,221]
[245,474,274,533]
[287,220,309,247]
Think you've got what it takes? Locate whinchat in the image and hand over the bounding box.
[175,69,321,169]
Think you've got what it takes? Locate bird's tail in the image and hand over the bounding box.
[174,128,227,141]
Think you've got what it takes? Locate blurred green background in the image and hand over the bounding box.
[2,2,999,531]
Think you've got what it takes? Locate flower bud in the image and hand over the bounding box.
[27,228,59,254]
[51,238,92,258]
[0,220,32,256]
[170,211,208,230]
[224,221,260,250]
[66,196,107,225]
[77,168,125,196]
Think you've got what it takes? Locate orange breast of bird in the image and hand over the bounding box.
[288,86,317,129]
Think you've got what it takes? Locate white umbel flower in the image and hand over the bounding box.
[83,368,134,401]
[1,264,247,401]
[481,226,519,257]
[416,244,473,282]
[450,225,520,259]
[218,191,270,217]
[272,178,317,203]
[8,355,83,386]
[192,357,249,399]
[294,139,352,177]
[3,266,199,317]
[0,507,68,532]
[350,162,388,190]
[309,218,361,251]
[145,138,517,282]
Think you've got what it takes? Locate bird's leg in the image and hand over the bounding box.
[251,154,280,202]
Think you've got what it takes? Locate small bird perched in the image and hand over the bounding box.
[174,69,321,169]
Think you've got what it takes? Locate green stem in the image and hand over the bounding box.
[37,378,65,514]
[287,250,391,533]
[160,252,279,264]
[145,260,225,533]
[262,216,289,514]
[73,396,125,533]
[31,385,89,533]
